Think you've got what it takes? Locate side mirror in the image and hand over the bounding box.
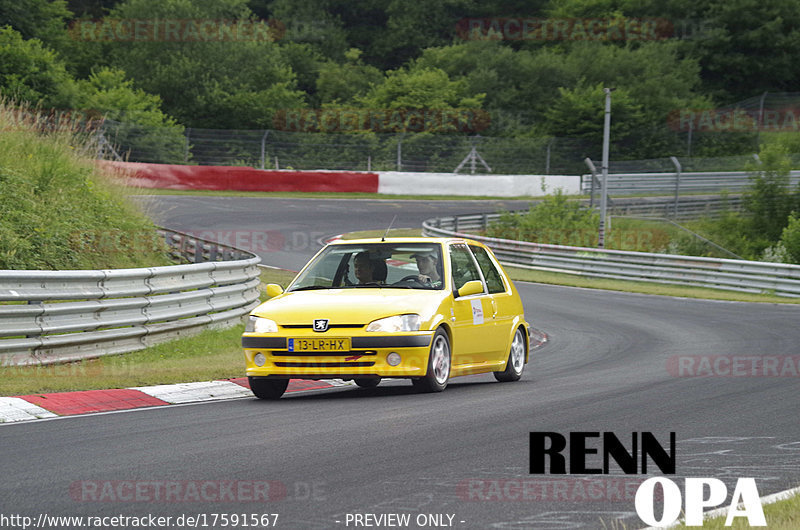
[265,284,284,298]
[457,280,483,298]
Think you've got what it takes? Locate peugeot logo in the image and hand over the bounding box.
[313,319,329,332]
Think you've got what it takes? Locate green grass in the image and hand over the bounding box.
[340,228,425,239]
[257,265,298,290]
[0,324,247,396]
[0,101,172,270]
[668,489,800,529]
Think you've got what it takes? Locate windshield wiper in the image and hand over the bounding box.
[288,285,331,292]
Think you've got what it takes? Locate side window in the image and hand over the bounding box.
[470,245,507,294]
[449,244,483,292]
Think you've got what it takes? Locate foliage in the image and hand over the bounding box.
[98,0,306,128]
[69,68,185,163]
[780,213,800,264]
[0,101,171,270]
[744,143,797,241]
[0,26,74,108]
[316,49,383,105]
[488,191,600,246]
[0,0,72,50]
[5,0,800,160]
[358,65,484,110]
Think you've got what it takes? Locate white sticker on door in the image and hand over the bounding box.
[471,299,484,325]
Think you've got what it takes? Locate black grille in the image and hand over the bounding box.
[271,351,376,357]
[274,362,375,368]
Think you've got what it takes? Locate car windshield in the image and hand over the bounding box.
[288,243,444,291]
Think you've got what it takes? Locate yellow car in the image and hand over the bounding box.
[242,237,530,399]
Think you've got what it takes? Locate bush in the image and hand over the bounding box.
[488,190,599,247]
[780,212,800,264]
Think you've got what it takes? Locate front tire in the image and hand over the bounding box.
[494,328,526,382]
[414,328,451,392]
[249,377,289,399]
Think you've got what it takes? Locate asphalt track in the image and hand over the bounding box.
[2,196,800,529]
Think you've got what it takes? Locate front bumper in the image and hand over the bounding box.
[242,332,434,379]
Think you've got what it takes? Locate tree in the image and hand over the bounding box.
[542,82,646,159]
[0,26,74,108]
[358,65,483,110]
[316,48,383,105]
[73,67,185,163]
[0,0,72,50]
[100,0,306,128]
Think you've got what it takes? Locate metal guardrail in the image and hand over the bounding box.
[423,216,800,298]
[0,229,261,366]
[581,169,800,196]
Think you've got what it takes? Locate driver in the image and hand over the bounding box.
[411,250,442,287]
[353,252,386,284]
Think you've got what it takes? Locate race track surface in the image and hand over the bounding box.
[2,196,799,529]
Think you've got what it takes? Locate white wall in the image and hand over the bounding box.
[377,172,581,196]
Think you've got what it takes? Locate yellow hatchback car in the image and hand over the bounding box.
[242,237,530,399]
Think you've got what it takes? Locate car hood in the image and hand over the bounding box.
[252,288,448,325]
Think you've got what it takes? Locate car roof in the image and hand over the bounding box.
[327,237,482,246]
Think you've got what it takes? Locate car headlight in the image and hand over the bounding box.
[245,316,278,333]
[366,314,421,332]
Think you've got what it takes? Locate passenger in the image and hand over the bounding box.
[353,252,386,285]
[411,251,442,287]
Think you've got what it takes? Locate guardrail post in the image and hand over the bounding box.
[670,156,682,219]
[585,158,598,208]
[454,216,459,233]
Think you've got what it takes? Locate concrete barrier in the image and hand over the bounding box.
[104,161,380,193]
[378,172,580,196]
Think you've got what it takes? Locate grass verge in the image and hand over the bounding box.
[0,101,171,269]
[667,489,800,529]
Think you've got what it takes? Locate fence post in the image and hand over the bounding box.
[584,158,598,208]
[260,130,270,169]
[184,128,191,163]
[670,156,682,219]
[396,136,403,171]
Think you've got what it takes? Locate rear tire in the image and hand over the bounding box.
[414,328,450,393]
[354,378,380,388]
[248,377,289,399]
[494,328,526,382]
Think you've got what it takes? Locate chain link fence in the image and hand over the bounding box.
[99,120,598,175]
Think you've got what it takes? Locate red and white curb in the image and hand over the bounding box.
[0,378,353,424]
